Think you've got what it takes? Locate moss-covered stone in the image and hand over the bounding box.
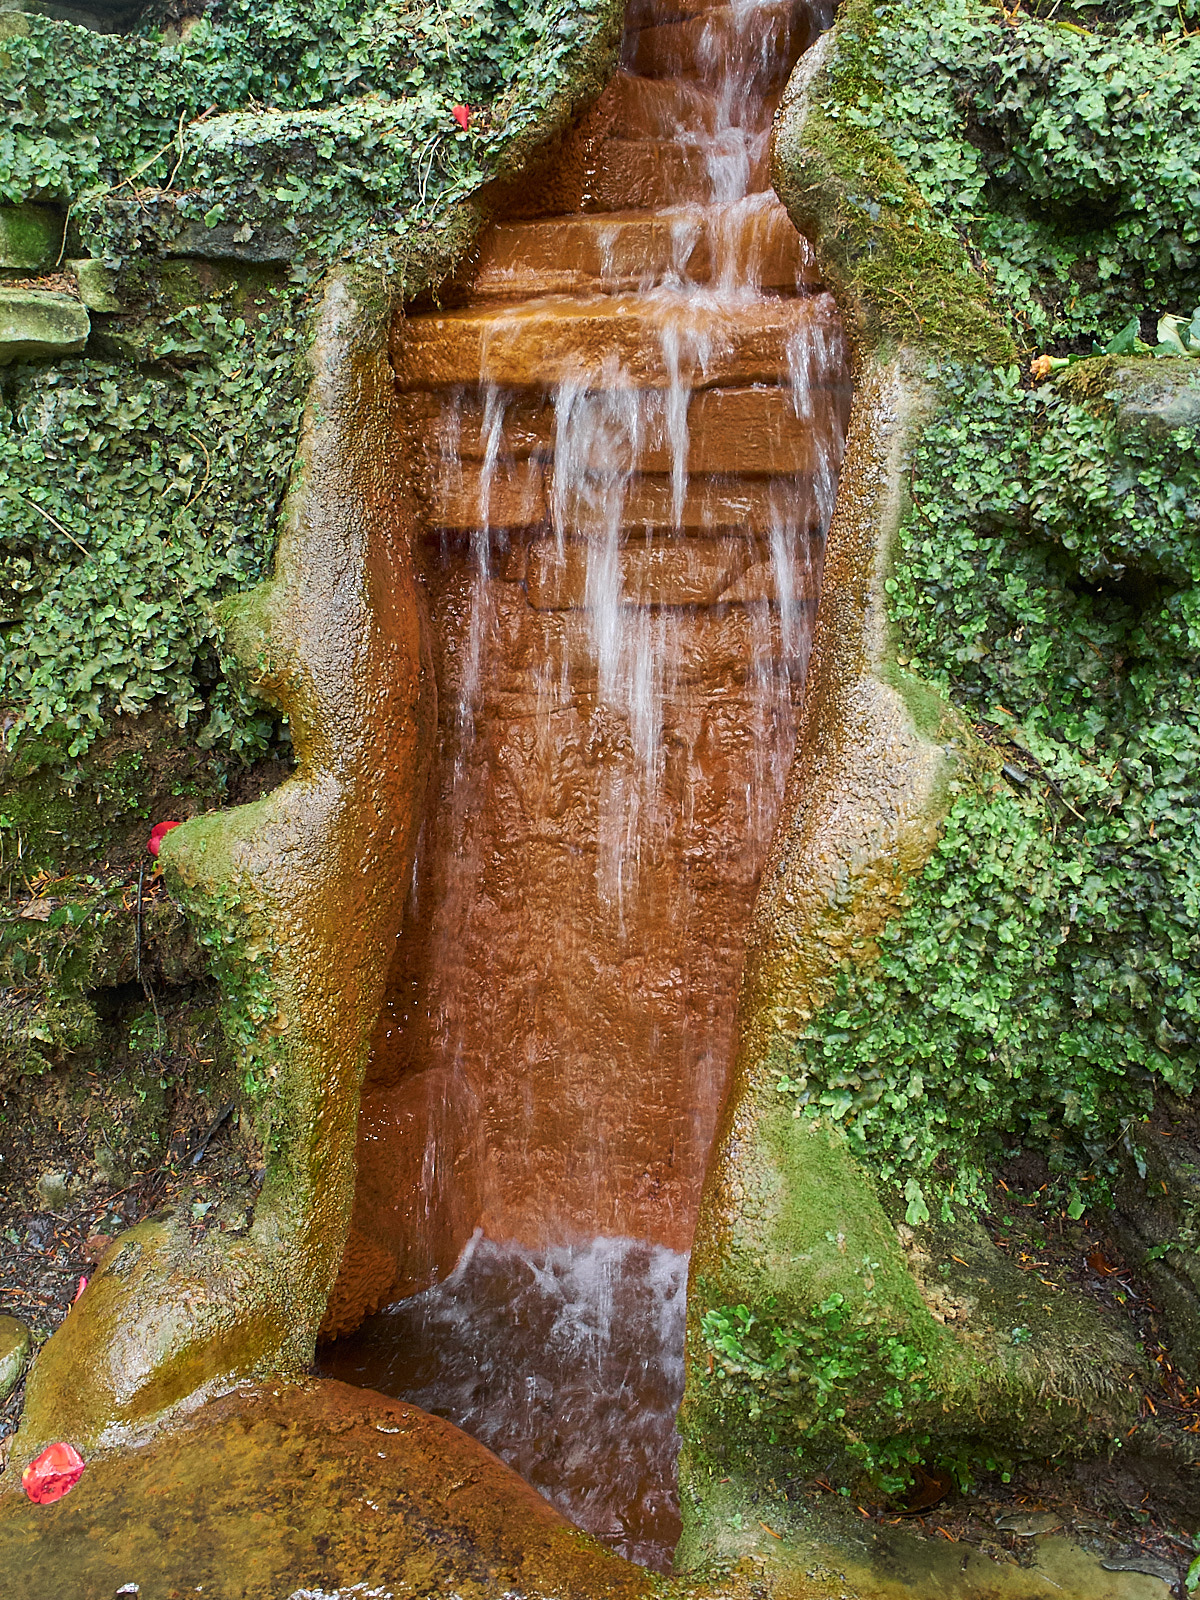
[771,19,1012,365]
[0,1317,29,1404]
[0,289,88,365]
[0,203,64,272]
[64,258,120,314]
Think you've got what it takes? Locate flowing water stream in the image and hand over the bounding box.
[320,0,848,1569]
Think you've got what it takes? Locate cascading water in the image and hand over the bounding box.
[320,0,848,1570]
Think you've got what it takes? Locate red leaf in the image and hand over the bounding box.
[147,819,182,857]
[73,1276,88,1303]
[452,104,471,130]
[23,1442,85,1505]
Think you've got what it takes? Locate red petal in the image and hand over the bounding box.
[452,104,471,129]
[147,819,183,857]
[23,1442,86,1505]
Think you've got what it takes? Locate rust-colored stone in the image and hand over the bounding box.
[623,4,808,81]
[525,532,750,607]
[583,137,730,211]
[473,204,818,299]
[571,472,822,533]
[415,457,547,529]
[341,0,847,1348]
[405,380,843,477]
[343,551,809,1268]
[392,291,839,391]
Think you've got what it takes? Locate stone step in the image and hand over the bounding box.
[525,533,821,609]
[416,456,821,535]
[584,138,723,211]
[398,390,554,460]
[621,4,806,83]
[392,291,837,392]
[403,385,845,479]
[639,387,844,476]
[414,460,546,529]
[590,472,819,533]
[603,71,725,141]
[471,201,814,300]
[0,288,89,366]
[625,0,746,27]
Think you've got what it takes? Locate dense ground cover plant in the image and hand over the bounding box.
[772,0,1200,1221]
[0,0,614,769]
[2,297,302,757]
[3,0,605,258]
[777,361,1200,1217]
[830,0,1200,347]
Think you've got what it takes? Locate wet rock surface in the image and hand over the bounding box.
[340,0,848,1324]
[0,1379,654,1600]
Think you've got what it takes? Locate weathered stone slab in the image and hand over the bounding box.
[66,258,121,313]
[1108,357,1200,439]
[406,384,843,480]
[641,388,840,475]
[166,218,297,263]
[613,471,817,531]
[473,203,818,298]
[0,289,89,365]
[400,390,555,461]
[393,292,836,391]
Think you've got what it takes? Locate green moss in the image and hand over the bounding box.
[774,0,1013,362]
[163,863,284,1109]
[0,202,63,272]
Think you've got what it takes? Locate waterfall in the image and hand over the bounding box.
[322,0,849,1569]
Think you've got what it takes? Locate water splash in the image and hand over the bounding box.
[323,1236,689,1572]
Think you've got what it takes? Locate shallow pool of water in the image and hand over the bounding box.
[319,1234,688,1571]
